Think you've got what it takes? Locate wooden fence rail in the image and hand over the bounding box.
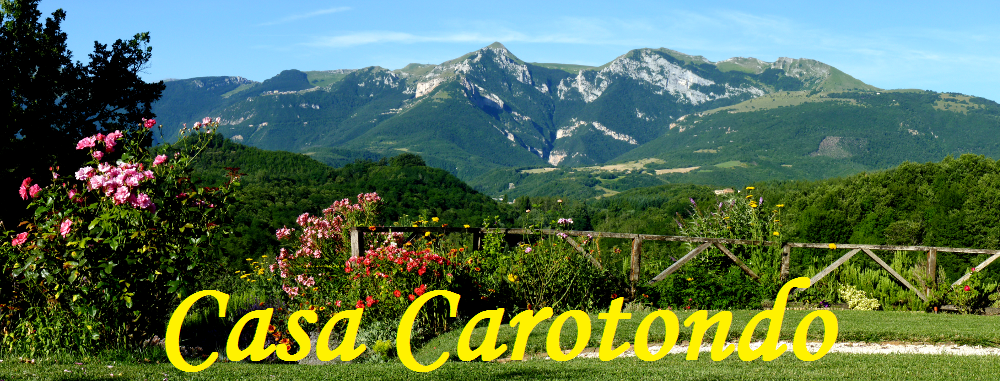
[348,227,1000,301]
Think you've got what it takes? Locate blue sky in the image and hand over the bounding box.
[39,0,1000,102]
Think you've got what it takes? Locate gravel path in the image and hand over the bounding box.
[570,341,1000,358]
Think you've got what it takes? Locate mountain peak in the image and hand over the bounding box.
[486,41,508,51]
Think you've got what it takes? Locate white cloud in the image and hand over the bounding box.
[259,7,350,26]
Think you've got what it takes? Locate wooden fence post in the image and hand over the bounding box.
[927,248,937,292]
[630,236,642,298]
[780,244,791,282]
[473,230,484,251]
[350,227,364,258]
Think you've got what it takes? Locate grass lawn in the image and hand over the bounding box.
[4,354,1000,380]
[414,309,1000,365]
[4,309,1000,380]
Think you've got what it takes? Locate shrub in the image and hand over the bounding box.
[667,186,784,307]
[838,284,881,310]
[264,196,463,342]
[2,118,239,355]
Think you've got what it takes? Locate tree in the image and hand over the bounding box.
[1,0,164,227]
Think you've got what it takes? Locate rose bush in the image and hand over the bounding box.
[2,117,239,355]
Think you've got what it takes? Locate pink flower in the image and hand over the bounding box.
[59,219,73,237]
[18,177,31,200]
[143,118,156,129]
[193,122,201,129]
[152,155,167,167]
[68,189,77,199]
[75,167,95,181]
[275,226,294,240]
[202,117,212,124]
[104,130,123,153]
[76,137,96,150]
[92,150,104,161]
[29,184,41,198]
[524,247,532,253]
[282,284,300,298]
[12,232,28,246]
[113,187,130,205]
[131,193,153,209]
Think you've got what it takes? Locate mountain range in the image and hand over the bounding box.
[151,43,1000,198]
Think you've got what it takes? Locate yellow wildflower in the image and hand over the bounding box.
[508,274,518,282]
[746,186,755,190]
[432,217,439,222]
[424,231,431,237]
[829,243,837,249]
[686,277,693,281]
[464,224,470,228]
[772,232,780,236]
[777,204,785,208]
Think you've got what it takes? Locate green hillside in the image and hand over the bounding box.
[186,135,512,261]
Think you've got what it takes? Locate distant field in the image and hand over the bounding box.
[521,167,559,174]
[705,91,857,114]
[530,62,596,74]
[579,158,665,172]
[655,166,700,174]
[304,70,352,88]
[715,161,746,169]
[933,93,985,114]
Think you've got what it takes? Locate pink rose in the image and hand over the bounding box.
[76,137,96,150]
[104,130,123,153]
[152,155,167,167]
[18,177,31,200]
[131,193,153,209]
[12,232,28,246]
[92,150,104,161]
[143,118,156,129]
[59,219,73,237]
[29,184,41,198]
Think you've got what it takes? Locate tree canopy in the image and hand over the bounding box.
[1,0,164,226]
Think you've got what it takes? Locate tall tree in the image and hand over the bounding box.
[1,0,164,226]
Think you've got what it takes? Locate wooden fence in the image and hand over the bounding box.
[349,227,1000,301]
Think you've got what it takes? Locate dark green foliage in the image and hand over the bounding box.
[758,68,805,91]
[255,69,312,93]
[184,135,512,268]
[758,155,1000,283]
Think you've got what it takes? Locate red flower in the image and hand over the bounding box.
[365,295,376,307]
[393,289,402,298]
[408,294,416,301]
[964,285,971,291]
[355,300,364,309]
[414,284,427,296]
